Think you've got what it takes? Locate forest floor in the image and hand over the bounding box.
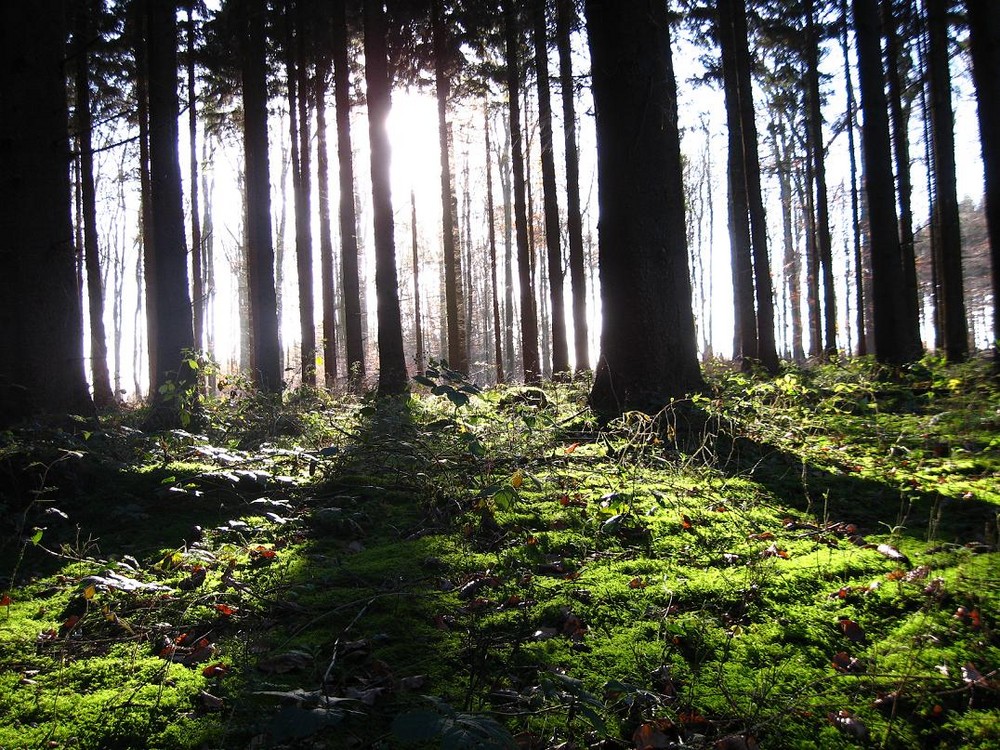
[0,357,998,750]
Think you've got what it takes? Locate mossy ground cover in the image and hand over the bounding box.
[0,357,997,749]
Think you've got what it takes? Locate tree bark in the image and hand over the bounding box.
[74,0,116,407]
[556,0,589,372]
[484,103,505,384]
[852,0,921,364]
[145,0,196,414]
[363,0,408,396]
[332,0,366,389]
[0,0,94,426]
[241,0,282,393]
[316,43,339,385]
[585,0,703,417]
[533,0,569,377]
[966,0,1000,367]
[926,0,968,361]
[186,3,204,364]
[411,189,424,370]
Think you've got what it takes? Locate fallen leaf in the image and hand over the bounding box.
[0,594,11,607]
[628,577,648,589]
[202,662,230,678]
[761,543,789,559]
[872,543,911,566]
[832,652,865,673]
[837,618,866,644]
[681,514,694,530]
[214,603,237,617]
[632,719,676,749]
[828,709,868,740]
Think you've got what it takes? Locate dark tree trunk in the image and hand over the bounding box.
[316,45,339,385]
[74,0,115,407]
[145,0,196,413]
[0,0,94,426]
[556,0,589,372]
[805,0,837,355]
[498,116,516,376]
[363,0,408,395]
[432,0,467,374]
[504,0,541,383]
[853,0,921,364]
[332,0,365,389]
[186,3,204,364]
[882,0,922,354]
[966,0,1000,367]
[802,138,822,356]
[533,0,569,376]
[585,0,703,417]
[926,0,968,361]
[484,103,505,384]
[718,0,757,364]
[774,119,805,362]
[241,0,282,393]
[411,189,424,370]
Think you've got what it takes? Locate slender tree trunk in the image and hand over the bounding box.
[805,0,837,355]
[432,0,467,374]
[411,189,424,369]
[802,136,822,356]
[966,0,1000,367]
[533,0,569,376]
[556,0,589,372]
[853,0,921,364]
[145,0,196,418]
[497,115,517,376]
[241,0,282,393]
[74,0,115,407]
[201,138,217,392]
[187,3,204,363]
[883,0,922,353]
[484,103,505,384]
[775,120,805,362]
[332,0,365,388]
[316,47,339,385]
[926,0,968,361]
[504,0,541,383]
[363,0,408,395]
[718,0,757,364]
[585,0,704,416]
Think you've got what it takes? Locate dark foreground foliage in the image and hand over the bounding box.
[0,357,997,749]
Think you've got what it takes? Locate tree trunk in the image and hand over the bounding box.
[145,0,196,416]
[485,103,505,384]
[241,0,283,393]
[504,0,541,383]
[186,3,204,364]
[852,0,921,364]
[432,0,468,374]
[882,0,922,354]
[363,0,408,395]
[775,119,805,362]
[0,0,94,426]
[316,45,339,385]
[556,0,589,372]
[926,0,968,361]
[966,0,1000,367]
[533,0,569,376]
[805,0,837,355]
[332,0,365,389]
[585,0,704,417]
[74,0,115,407]
[411,189,424,370]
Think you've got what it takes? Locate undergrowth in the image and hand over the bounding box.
[0,356,997,749]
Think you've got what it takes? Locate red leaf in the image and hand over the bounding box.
[564,442,579,454]
[214,604,237,617]
[0,594,12,607]
[832,651,865,673]
[202,662,230,678]
[837,618,866,643]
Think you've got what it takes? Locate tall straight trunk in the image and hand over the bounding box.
[925,0,968,361]
[585,0,703,416]
[186,4,204,361]
[316,48,339,385]
[533,0,569,376]
[853,0,920,364]
[802,138,822,356]
[556,0,589,372]
[145,0,196,412]
[363,0,408,395]
[0,0,94,426]
[882,0,922,352]
[718,0,757,364]
[201,138,217,392]
[432,0,467,374]
[74,0,115,407]
[332,0,365,388]
[241,0,282,393]
[966,0,1000,367]
[504,0,540,383]
[775,121,805,361]
[411,189,424,369]
[484,103,505,383]
[286,0,316,386]
[461,151,475,368]
[805,0,837,355]
[498,115,517,374]
[840,0,867,354]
